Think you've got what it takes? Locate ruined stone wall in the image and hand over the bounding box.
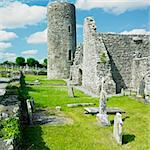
[47,2,76,79]
[100,33,150,93]
[131,56,150,95]
[0,76,21,150]
[82,17,115,95]
[82,17,100,94]
[70,44,83,85]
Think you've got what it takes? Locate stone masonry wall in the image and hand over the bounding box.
[82,17,115,95]
[47,2,76,79]
[70,44,83,85]
[82,17,100,94]
[131,56,150,95]
[71,17,149,95]
[0,76,21,150]
[100,33,150,93]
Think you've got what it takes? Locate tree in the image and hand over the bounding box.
[27,58,37,67]
[2,61,15,66]
[16,57,25,66]
[43,58,47,68]
[44,58,47,65]
[35,60,39,66]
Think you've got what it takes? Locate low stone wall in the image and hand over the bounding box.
[0,74,22,150]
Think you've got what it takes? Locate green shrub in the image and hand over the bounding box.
[1,117,21,140]
[100,53,107,64]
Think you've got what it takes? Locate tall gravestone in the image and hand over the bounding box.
[27,99,33,125]
[97,77,110,127]
[30,98,35,112]
[113,113,123,144]
[67,80,74,97]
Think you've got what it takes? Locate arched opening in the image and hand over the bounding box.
[78,69,82,86]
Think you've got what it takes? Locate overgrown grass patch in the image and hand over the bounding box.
[22,75,150,150]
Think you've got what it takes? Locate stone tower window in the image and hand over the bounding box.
[68,24,72,33]
[69,50,72,60]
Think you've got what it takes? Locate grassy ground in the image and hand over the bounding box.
[22,75,150,150]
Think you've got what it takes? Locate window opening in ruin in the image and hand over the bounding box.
[68,24,72,33]
[68,25,71,32]
[79,69,82,85]
[69,50,72,60]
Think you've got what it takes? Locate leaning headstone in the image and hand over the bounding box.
[30,98,35,112]
[113,113,123,145]
[26,99,33,125]
[67,80,74,97]
[97,78,110,127]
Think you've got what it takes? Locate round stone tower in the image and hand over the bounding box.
[47,1,76,79]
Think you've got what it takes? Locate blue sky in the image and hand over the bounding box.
[0,0,149,63]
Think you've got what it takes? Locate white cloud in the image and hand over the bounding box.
[75,0,150,15]
[0,52,16,62]
[27,24,83,44]
[21,49,38,56]
[0,2,47,29]
[0,25,4,30]
[0,30,18,41]
[0,42,12,50]
[27,28,47,44]
[120,29,150,35]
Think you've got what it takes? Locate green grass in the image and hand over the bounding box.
[25,75,66,85]
[22,75,150,150]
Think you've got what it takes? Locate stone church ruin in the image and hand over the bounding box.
[47,1,150,100]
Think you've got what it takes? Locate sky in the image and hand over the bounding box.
[0,0,149,63]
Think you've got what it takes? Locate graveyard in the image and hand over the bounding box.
[0,0,150,150]
[20,75,149,150]
[0,70,149,149]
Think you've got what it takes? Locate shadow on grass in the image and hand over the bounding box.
[22,126,50,150]
[110,116,129,125]
[122,134,135,144]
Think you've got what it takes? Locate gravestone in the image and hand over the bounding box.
[67,80,74,97]
[30,98,35,112]
[26,99,33,125]
[99,90,107,114]
[96,77,110,127]
[113,113,123,145]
